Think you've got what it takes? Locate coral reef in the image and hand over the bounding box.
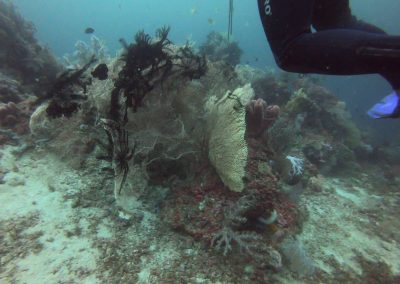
[250,75,364,176]
[23,21,386,281]
[30,26,304,275]
[199,31,243,66]
[251,73,293,106]
[0,1,62,145]
[0,72,23,103]
[0,0,397,280]
[0,82,34,144]
[110,26,206,122]
[0,0,61,90]
[285,83,362,150]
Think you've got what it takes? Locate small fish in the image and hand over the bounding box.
[190,6,198,15]
[91,63,108,80]
[208,18,215,25]
[85,27,95,34]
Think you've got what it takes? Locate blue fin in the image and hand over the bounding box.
[367,91,400,119]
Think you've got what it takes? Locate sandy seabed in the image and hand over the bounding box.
[1,145,399,284]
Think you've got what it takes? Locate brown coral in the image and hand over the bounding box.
[0,102,19,127]
[0,100,31,136]
[245,98,280,138]
[0,72,23,103]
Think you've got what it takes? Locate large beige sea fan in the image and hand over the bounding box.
[206,84,254,192]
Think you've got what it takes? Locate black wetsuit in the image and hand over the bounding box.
[257,0,400,89]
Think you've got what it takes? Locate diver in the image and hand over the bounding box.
[257,0,400,119]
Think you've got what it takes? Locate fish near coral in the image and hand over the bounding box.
[91,63,108,80]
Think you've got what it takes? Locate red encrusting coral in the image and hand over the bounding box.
[161,169,237,241]
[162,97,299,236]
[244,99,301,238]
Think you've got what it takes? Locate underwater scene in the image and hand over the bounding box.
[1,0,400,283]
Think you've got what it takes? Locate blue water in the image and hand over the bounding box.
[13,0,400,142]
[12,0,273,67]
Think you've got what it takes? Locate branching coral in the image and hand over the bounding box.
[211,196,282,269]
[63,35,109,68]
[286,155,304,180]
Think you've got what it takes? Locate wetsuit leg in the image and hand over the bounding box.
[312,0,400,89]
[312,0,386,34]
[257,0,400,89]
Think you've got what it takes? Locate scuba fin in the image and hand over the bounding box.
[367,91,400,119]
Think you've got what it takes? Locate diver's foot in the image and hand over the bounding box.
[367,91,400,119]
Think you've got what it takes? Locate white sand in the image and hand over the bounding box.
[0,147,101,283]
[299,177,400,275]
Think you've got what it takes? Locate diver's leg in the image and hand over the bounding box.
[257,0,315,67]
[312,0,400,89]
[258,0,400,118]
[275,31,400,82]
[281,29,400,118]
[258,0,400,82]
[312,0,400,118]
[312,0,386,34]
